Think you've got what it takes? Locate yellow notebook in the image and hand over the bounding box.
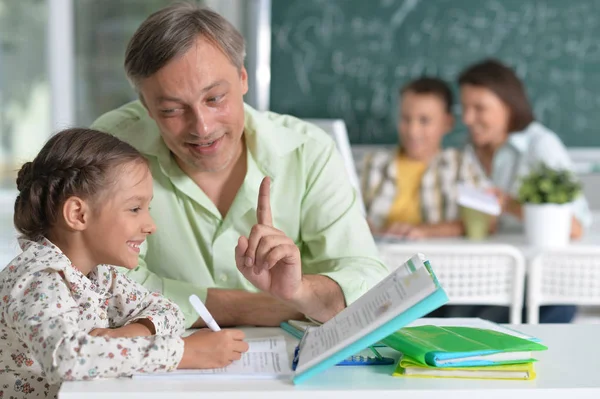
[393,355,536,380]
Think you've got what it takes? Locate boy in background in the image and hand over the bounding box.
[361,77,487,239]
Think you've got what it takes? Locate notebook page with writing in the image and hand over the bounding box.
[133,336,292,379]
[294,254,439,374]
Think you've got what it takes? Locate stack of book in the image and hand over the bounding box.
[383,318,548,380]
[274,253,546,384]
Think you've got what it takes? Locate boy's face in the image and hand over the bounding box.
[398,92,453,161]
[84,161,156,269]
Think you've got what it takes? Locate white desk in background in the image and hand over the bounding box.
[59,325,600,399]
[377,211,600,260]
[380,231,598,260]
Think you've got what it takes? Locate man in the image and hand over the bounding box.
[92,3,387,328]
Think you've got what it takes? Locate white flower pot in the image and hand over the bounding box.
[523,203,572,247]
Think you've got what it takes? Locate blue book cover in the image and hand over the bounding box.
[291,254,449,384]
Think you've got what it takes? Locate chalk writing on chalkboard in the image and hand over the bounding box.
[271,0,600,146]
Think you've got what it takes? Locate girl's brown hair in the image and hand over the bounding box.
[14,128,148,241]
[458,58,535,132]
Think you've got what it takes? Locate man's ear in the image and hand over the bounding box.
[62,196,91,232]
[239,66,249,96]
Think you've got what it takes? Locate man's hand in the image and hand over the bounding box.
[235,177,303,301]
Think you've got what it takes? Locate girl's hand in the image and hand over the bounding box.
[179,329,249,369]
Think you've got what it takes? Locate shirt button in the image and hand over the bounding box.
[219,273,228,283]
[99,312,107,320]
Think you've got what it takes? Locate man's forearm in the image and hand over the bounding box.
[193,288,304,328]
[194,276,346,328]
[288,275,346,323]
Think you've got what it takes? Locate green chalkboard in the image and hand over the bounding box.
[271,0,600,146]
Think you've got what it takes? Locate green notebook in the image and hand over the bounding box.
[382,325,548,367]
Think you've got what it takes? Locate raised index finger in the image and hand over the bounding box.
[257,176,273,226]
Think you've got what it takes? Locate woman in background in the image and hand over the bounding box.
[458,58,592,323]
[459,58,591,237]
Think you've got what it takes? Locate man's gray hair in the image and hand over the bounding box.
[124,2,246,89]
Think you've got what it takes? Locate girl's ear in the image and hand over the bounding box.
[62,196,90,231]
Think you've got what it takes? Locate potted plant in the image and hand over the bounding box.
[518,164,582,247]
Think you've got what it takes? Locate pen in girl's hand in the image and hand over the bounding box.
[189,294,221,331]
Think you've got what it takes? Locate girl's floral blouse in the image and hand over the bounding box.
[0,238,186,398]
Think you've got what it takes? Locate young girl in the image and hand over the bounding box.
[0,128,248,398]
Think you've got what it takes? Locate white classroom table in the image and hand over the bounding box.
[59,324,600,399]
[376,211,600,260]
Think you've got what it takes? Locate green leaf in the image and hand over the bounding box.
[517,163,582,204]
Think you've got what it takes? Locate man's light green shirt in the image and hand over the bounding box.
[92,101,388,327]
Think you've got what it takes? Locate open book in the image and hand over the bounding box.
[457,183,501,215]
[291,253,448,384]
[133,336,293,379]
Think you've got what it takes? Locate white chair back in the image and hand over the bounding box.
[378,243,526,324]
[528,246,600,324]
